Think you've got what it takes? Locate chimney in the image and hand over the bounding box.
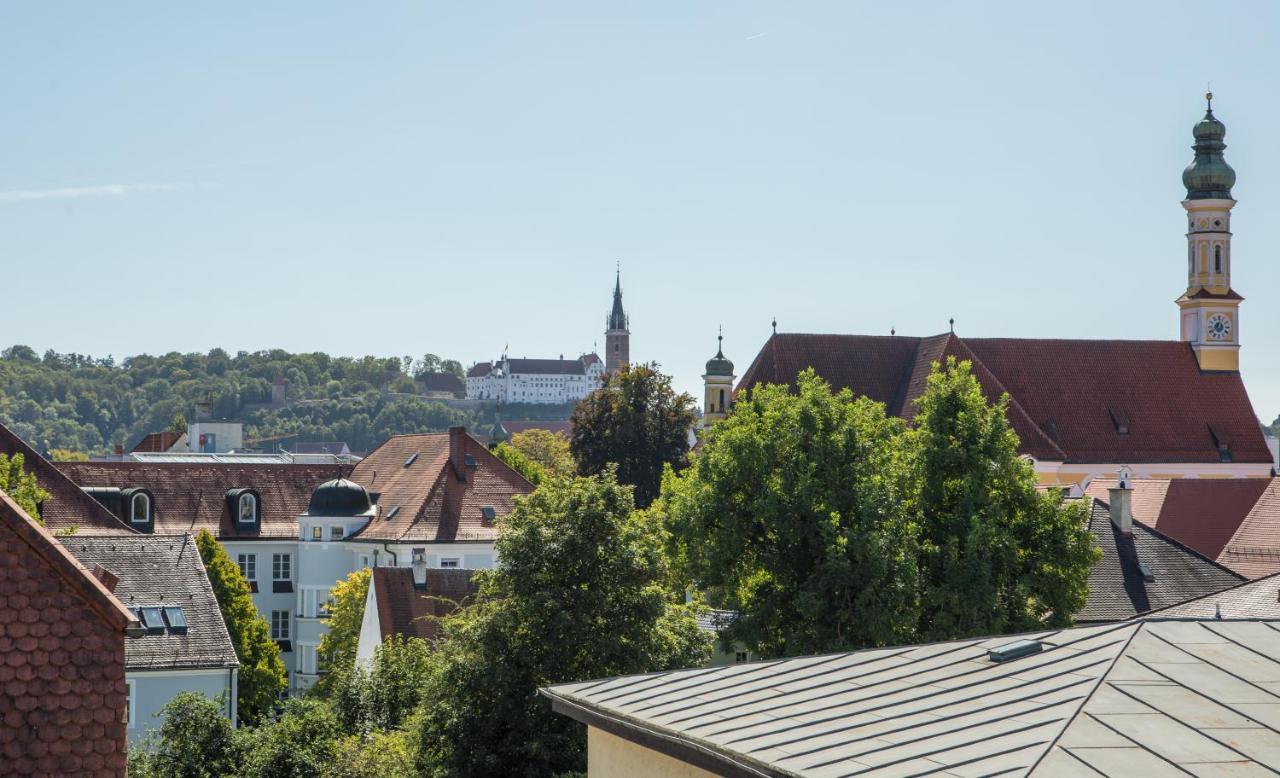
[114,444,124,458]
[1108,468,1133,535]
[91,564,119,593]
[449,426,467,482]
[411,548,427,586]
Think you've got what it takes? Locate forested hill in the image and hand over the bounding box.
[0,346,562,456]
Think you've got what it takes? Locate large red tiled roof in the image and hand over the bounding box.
[737,333,1272,465]
[349,429,532,543]
[0,423,135,536]
[56,462,350,539]
[371,566,479,643]
[1085,478,1280,577]
[0,489,136,776]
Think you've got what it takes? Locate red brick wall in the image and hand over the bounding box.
[0,523,128,777]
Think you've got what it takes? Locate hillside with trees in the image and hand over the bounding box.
[0,346,565,455]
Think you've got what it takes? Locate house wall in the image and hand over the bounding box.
[222,538,300,684]
[587,727,719,778]
[354,578,383,670]
[127,668,235,744]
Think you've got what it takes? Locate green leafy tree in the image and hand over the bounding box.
[330,726,419,778]
[334,635,435,734]
[508,429,574,480]
[569,364,697,508]
[416,470,710,777]
[907,357,1098,639]
[48,448,89,462]
[195,530,286,724]
[237,698,342,778]
[0,452,50,523]
[313,568,371,697]
[492,441,545,485]
[662,370,919,656]
[126,692,240,778]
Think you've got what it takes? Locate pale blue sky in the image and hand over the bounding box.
[2,2,1278,421]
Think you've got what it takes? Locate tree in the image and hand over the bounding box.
[492,442,545,485]
[416,471,710,777]
[0,452,50,523]
[195,530,286,724]
[334,635,435,734]
[330,726,418,778]
[907,357,1098,639]
[570,364,697,508]
[508,429,574,481]
[48,448,89,462]
[168,412,187,433]
[126,692,240,778]
[313,568,371,697]
[237,698,342,778]
[662,370,919,656]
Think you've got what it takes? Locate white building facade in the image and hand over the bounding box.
[466,354,604,404]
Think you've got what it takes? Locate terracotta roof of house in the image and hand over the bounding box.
[0,422,135,536]
[371,566,480,643]
[65,535,238,671]
[1085,478,1280,577]
[0,489,136,776]
[348,428,532,543]
[501,420,573,438]
[130,431,185,453]
[737,333,1273,465]
[56,461,350,539]
[1079,498,1244,622]
[544,618,1280,776]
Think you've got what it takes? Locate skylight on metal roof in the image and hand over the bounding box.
[464,454,477,468]
[163,606,188,635]
[138,607,166,635]
[481,506,496,521]
[987,639,1042,663]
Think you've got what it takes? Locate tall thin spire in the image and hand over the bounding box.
[607,267,628,331]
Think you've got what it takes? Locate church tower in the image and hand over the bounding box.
[1178,92,1242,372]
[605,269,630,374]
[702,329,735,428]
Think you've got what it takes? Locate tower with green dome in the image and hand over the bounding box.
[1177,92,1243,372]
[701,329,735,428]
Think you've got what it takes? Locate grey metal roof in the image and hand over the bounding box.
[1149,571,1280,619]
[64,534,239,671]
[1080,498,1245,622]
[544,618,1280,776]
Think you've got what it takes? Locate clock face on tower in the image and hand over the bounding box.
[1206,314,1233,341]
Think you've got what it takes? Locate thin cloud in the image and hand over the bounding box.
[0,182,188,204]
[745,32,767,41]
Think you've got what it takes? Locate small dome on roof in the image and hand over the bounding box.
[305,478,373,517]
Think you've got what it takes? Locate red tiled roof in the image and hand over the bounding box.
[419,373,465,394]
[56,462,350,539]
[1085,478,1279,577]
[129,431,185,453]
[737,333,1272,465]
[466,363,492,378]
[371,566,480,643]
[501,420,573,438]
[0,489,135,776]
[349,429,532,543]
[0,423,135,536]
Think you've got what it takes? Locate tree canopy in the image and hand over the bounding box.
[663,360,1099,657]
[416,470,710,776]
[313,568,371,698]
[569,363,697,508]
[195,530,287,724]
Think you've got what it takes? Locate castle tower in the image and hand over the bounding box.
[702,329,735,428]
[1177,92,1242,372]
[605,269,630,373]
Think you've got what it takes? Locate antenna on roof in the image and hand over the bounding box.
[949,318,955,334]
[771,317,777,336]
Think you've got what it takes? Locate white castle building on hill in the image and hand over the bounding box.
[465,272,630,405]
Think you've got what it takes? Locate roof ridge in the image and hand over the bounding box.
[1088,497,1246,580]
[1143,568,1280,617]
[949,336,1067,461]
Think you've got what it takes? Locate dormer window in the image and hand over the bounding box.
[238,492,258,524]
[1108,407,1130,436]
[130,492,151,525]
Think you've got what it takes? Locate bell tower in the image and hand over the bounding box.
[1177,92,1242,372]
[605,268,630,374]
[702,329,735,428]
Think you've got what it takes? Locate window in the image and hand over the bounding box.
[719,388,726,412]
[237,553,257,581]
[439,557,460,569]
[734,651,749,664]
[162,606,188,634]
[271,610,290,640]
[126,680,136,728]
[273,553,291,581]
[311,525,322,541]
[1215,245,1222,273]
[481,506,496,521]
[138,607,166,634]
[330,525,344,540]
[130,493,150,524]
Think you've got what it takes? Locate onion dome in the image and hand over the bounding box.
[1183,92,1236,200]
[704,332,734,377]
[304,478,374,516]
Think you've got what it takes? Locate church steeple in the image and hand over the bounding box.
[604,267,630,373]
[701,328,735,429]
[1178,92,1242,372]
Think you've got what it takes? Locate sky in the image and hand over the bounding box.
[2,2,1278,422]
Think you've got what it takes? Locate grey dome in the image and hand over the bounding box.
[1183,102,1236,200]
[705,335,734,377]
[305,478,373,517]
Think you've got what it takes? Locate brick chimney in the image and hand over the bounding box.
[449,426,467,482]
[1108,467,1133,535]
[91,564,119,593]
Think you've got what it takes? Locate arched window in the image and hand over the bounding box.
[719,388,726,412]
[1214,245,1222,273]
[131,492,150,524]
[239,493,258,523]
